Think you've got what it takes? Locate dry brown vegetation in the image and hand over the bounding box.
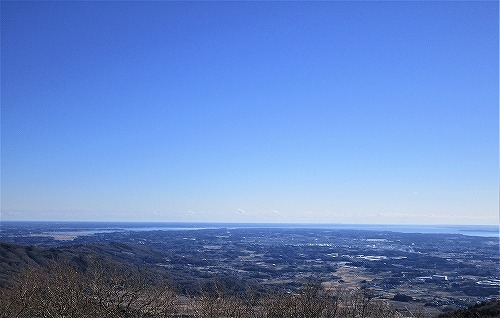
[0,259,404,317]
[0,259,176,318]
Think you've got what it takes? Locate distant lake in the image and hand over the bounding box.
[1,221,498,238]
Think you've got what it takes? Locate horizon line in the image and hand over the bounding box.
[0,220,498,227]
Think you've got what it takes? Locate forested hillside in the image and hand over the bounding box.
[436,300,500,318]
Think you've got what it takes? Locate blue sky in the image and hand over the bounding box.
[1,1,498,224]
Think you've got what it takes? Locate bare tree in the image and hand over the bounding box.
[0,261,98,318]
[322,286,345,318]
[0,259,178,318]
[85,257,178,317]
[190,279,253,318]
[258,281,328,318]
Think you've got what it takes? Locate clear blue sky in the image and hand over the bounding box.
[1,1,498,224]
